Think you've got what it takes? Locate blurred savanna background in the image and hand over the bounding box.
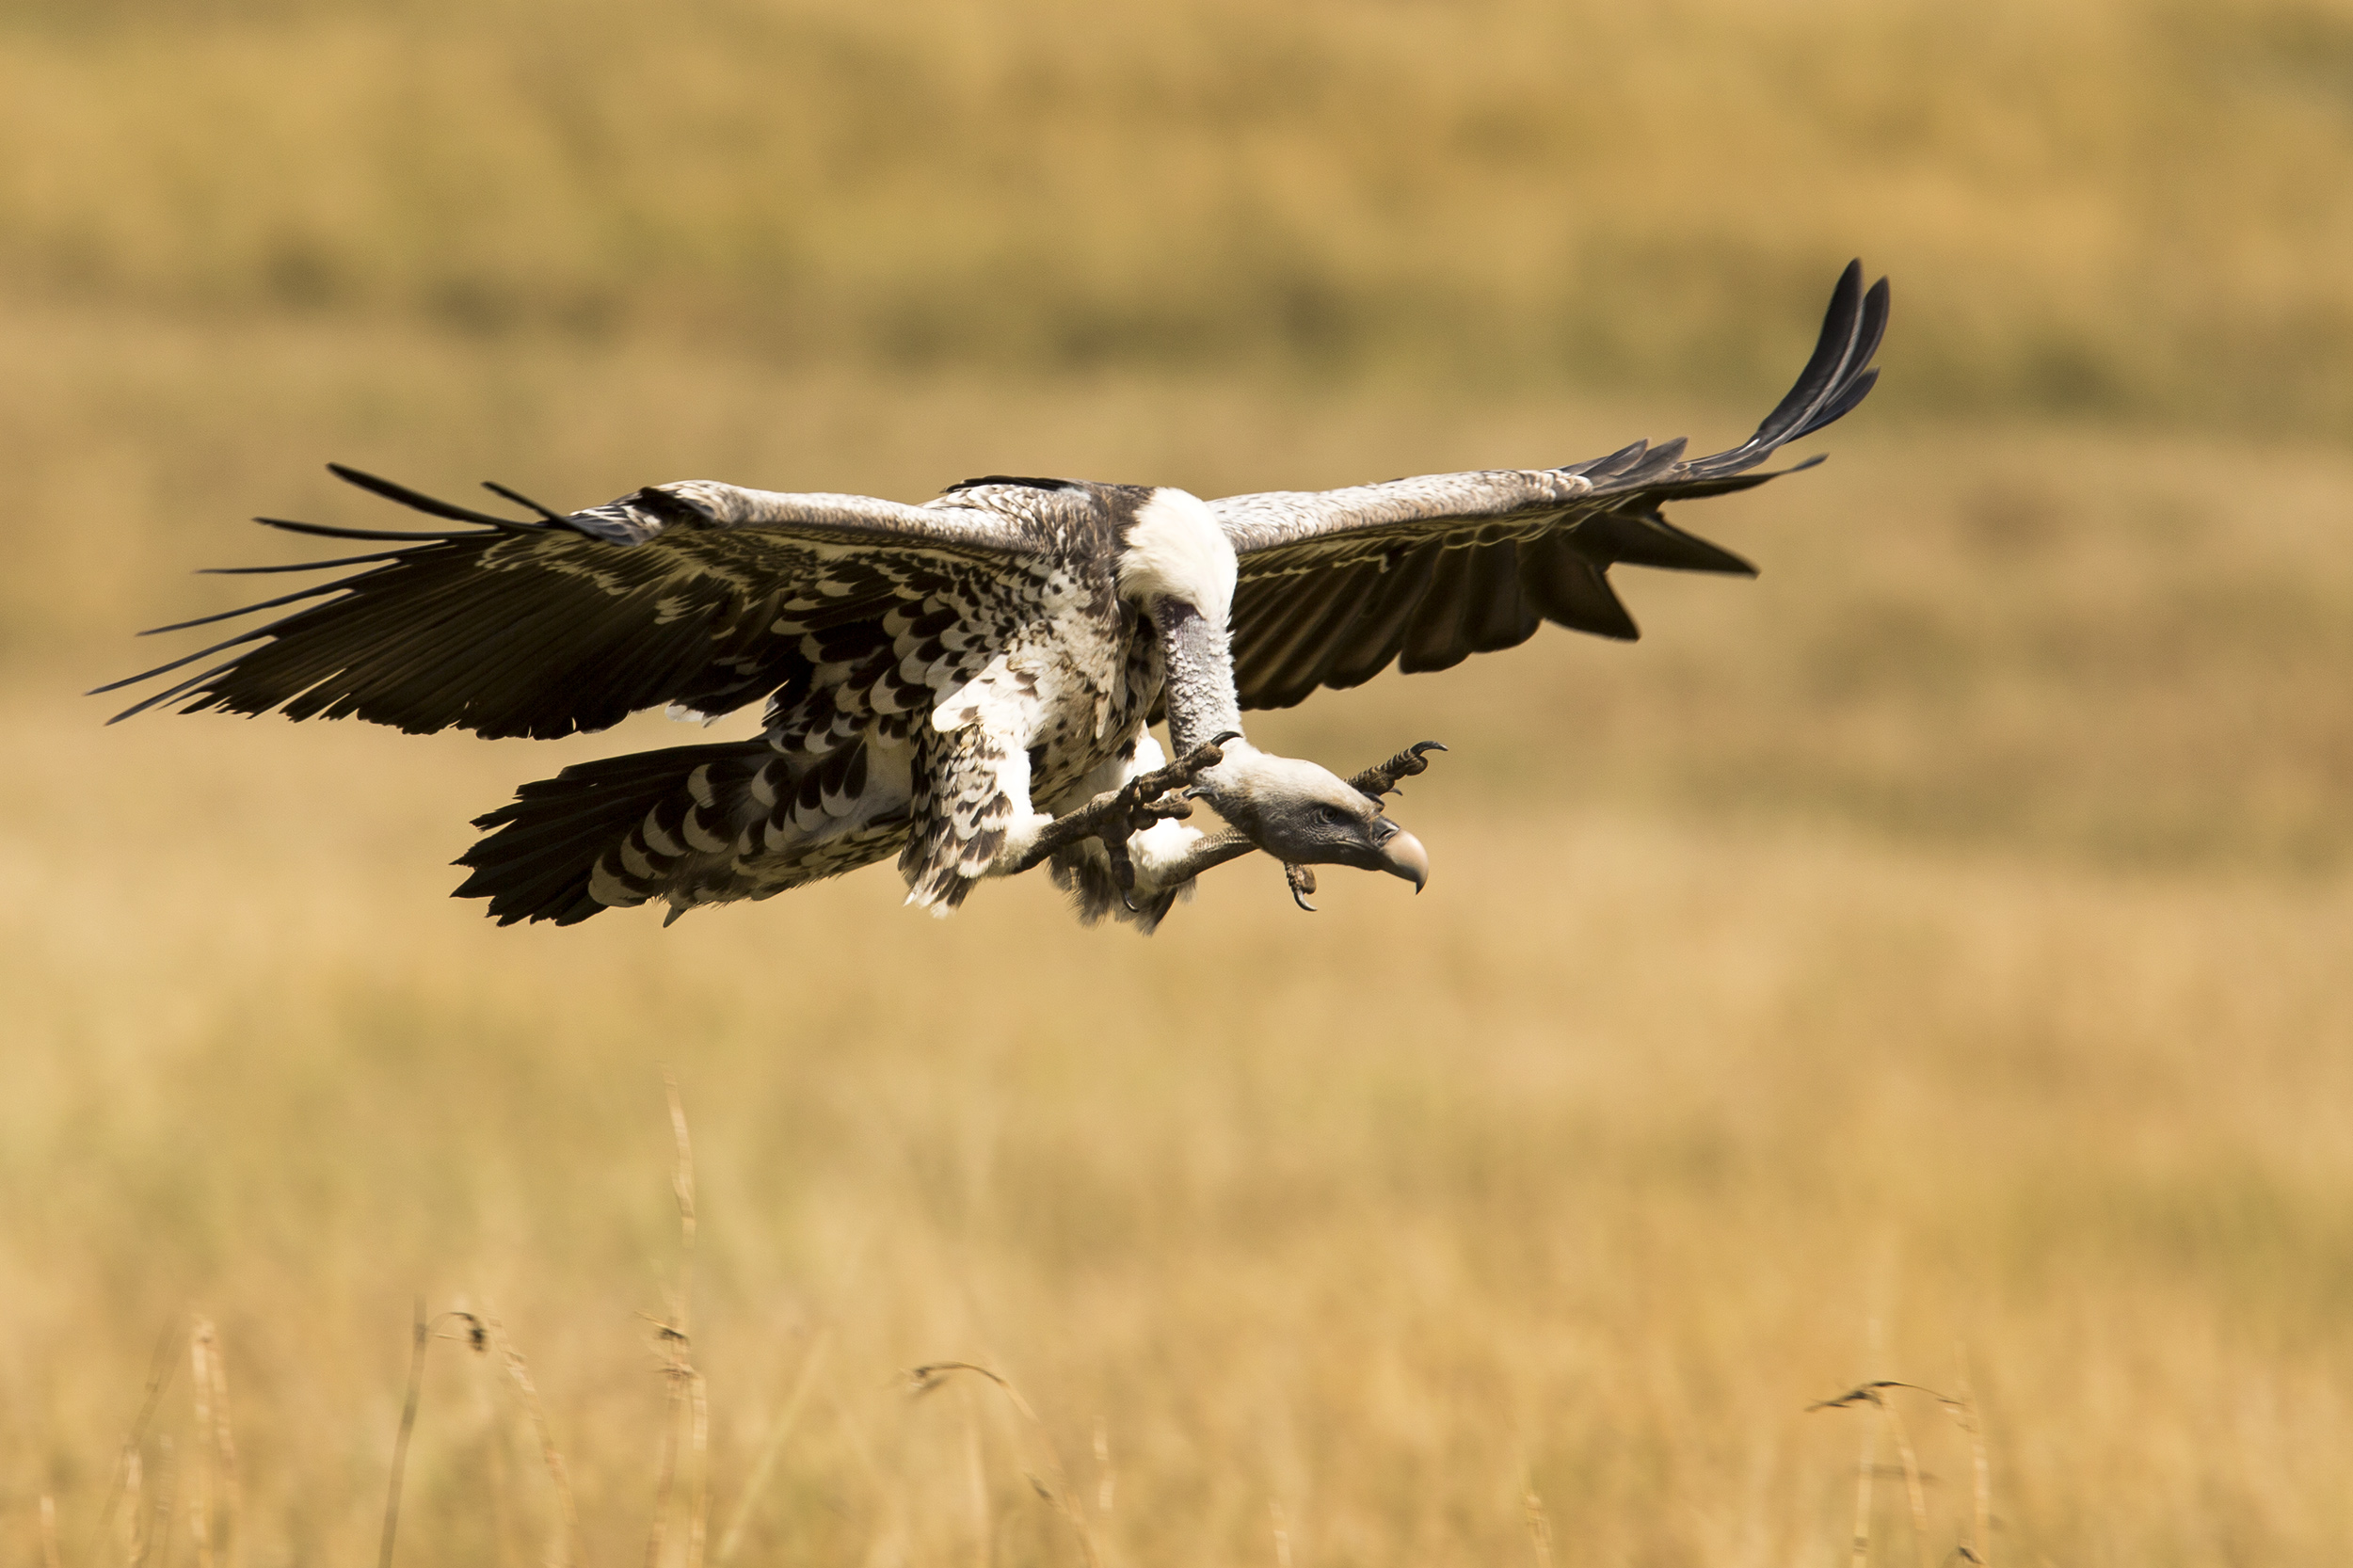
[5,0,2352,1562]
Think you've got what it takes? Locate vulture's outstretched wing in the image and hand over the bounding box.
[1215,261,1888,709]
[98,471,1039,740]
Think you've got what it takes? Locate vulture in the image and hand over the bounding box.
[103,263,1888,931]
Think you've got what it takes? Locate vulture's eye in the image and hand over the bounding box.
[1318,804,1352,827]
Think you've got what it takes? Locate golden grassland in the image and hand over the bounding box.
[8,704,2353,1566]
[2,299,2351,1564]
[5,0,2353,428]
[6,0,2353,1559]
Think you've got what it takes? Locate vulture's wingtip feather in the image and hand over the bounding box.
[257,515,495,543]
[482,479,568,523]
[136,581,345,635]
[1754,262,1882,441]
[328,463,540,532]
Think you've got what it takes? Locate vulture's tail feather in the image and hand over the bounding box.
[454,736,906,925]
[455,740,775,926]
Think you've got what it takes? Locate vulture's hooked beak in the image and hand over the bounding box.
[1374,819,1430,892]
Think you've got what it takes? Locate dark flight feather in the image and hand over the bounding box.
[103,472,1041,739]
[1219,262,1887,708]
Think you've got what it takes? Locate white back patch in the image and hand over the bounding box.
[1117,488,1236,628]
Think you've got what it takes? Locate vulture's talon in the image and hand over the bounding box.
[1349,740,1449,802]
[1285,862,1318,912]
[1006,730,1238,878]
[1128,794,1193,829]
[1126,732,1234,805]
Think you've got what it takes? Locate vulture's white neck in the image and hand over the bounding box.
[1118,488,1244,758]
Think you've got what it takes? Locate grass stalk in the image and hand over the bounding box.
[1954,1348,1992,1567]
[1813,1376,2000,1568]
[1877,1396,1932,1568]
[1092,1418,1114,1518]
[486,1313,579,1568]
[120,1451,143,1568]
[376,1300,432,1568]
[466,1322,518,1568]
[713,1329,832,1564]
[194,1320,241,1568]
[150,1436,177,1568]
[685,1370,711,1568]
[665,1075,697,1338]
[645,1369,683,1568]
[963,1394,990,1568]
[187,1326,213,1568]
[1523,1488,1553,1568]
[906,1363,1101,1568]
[1848,1402,1876,1568]
[88,1320,182,1568]
[646,1073,706,1568]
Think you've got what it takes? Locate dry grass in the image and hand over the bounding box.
[5,1,2353,1559]
[3,301,2351,1560]
[7,682,2353,1563]
[4,0,2353,428]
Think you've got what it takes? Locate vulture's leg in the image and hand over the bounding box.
[1133,826,1257,889]
[1348,741,1447,803]
[1003,731,1238,889]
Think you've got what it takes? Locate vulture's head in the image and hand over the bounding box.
[1198,744,1429,890]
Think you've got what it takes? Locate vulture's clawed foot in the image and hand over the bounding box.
[1284,862,1319,912]
[1349,741,1447,802]
[1128,729,1240,813]
[1012,731,1240,901]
